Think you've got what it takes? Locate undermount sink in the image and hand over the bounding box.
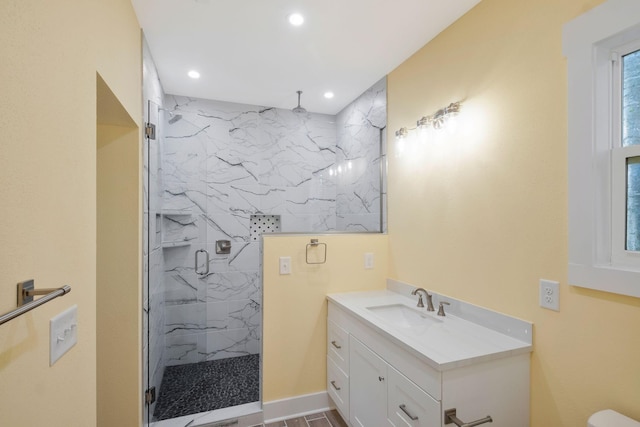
[366,303,442,330]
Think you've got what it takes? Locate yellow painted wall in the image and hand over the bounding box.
[263,234,388,401]
[0,0,141,425]
[387,0,640,425]
[97,122,140,425]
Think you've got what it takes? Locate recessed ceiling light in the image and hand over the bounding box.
[188,70,200,79]
[324,91,335,99]
[288,13,304,26]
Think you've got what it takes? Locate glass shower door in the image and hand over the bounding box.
[146,99,262,425]
[143,99,163,425]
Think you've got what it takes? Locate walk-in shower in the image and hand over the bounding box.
[143,41,386,427]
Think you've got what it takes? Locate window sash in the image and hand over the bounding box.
[612,146,640,265]
[611,41,640,266]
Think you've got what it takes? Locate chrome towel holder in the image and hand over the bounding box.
[444,408,493,427]
[306,239,327,264]
[0,279,71,326]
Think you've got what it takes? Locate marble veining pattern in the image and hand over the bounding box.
[160,86,386,364]
[335,77,387,232]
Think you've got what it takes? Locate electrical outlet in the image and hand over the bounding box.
[279,256,291,275]
[364,253,374,269]
[539,279,559,311]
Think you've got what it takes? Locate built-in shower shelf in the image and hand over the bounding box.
[161,210,193,216]
[161,241,191,249]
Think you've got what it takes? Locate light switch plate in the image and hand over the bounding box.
[50,305,78,366]
[279,256,291,275]
[364,253,374,269]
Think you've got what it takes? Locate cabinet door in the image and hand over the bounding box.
[387,366,441,427]
[349,336,388,427]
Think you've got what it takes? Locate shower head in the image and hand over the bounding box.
[168,112,182,124]
[292,90,307,114]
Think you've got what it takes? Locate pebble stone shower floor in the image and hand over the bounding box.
[153,354,260,421]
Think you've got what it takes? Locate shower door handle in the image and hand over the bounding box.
[195,249,210,276]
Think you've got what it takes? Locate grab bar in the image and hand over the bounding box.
[0,280,71,326]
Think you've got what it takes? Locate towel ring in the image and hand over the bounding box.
[306,239,327,264]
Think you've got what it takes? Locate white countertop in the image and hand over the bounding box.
[327,289,532,371]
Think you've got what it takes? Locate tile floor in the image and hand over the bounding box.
[251,410,348,427]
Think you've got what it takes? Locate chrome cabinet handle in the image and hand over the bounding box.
[444,408,492,427]
[330,380,341,391]
[399,404,419,421]
[195,249,210,275]
[331,340,342,349]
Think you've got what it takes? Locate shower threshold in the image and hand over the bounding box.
[150,401,262,427]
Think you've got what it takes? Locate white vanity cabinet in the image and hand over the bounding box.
[327,296,531,427]
[349,335,440,427]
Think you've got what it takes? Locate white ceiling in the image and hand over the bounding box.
[132,0,481,115]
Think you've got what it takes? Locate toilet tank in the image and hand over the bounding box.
[589,410,640,427]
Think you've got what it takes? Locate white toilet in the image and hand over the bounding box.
[589,410,640,427]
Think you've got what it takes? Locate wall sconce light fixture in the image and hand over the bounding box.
[433,102,460,129]
[396,101,461,141]
[395,127,409,140]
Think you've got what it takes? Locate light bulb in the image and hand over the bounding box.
[288,13,304,26]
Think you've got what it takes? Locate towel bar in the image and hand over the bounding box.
[0,280,71,326]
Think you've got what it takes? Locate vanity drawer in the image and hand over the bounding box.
[328,319,349,373]
[327,356,350,420]
[387,365,440,427]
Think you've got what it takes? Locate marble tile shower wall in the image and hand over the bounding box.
[335,77,387,232]
[161,95,338,366]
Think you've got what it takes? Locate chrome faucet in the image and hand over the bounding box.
[411,288,435,311]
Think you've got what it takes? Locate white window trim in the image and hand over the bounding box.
[563,0,640,298]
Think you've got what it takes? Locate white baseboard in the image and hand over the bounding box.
[263,391,333,423]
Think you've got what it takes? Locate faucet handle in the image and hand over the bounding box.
[411,288,430,308]
[437,301,451,316]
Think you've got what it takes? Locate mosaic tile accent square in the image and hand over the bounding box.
[250,215,281,241]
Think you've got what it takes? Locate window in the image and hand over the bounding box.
[564,0,640,297]
[622,49,640,250]
[612,42,640,267]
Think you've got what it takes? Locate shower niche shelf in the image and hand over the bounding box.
[160,210,195,249]
[161,209,193,216]
[161,241,191,249]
